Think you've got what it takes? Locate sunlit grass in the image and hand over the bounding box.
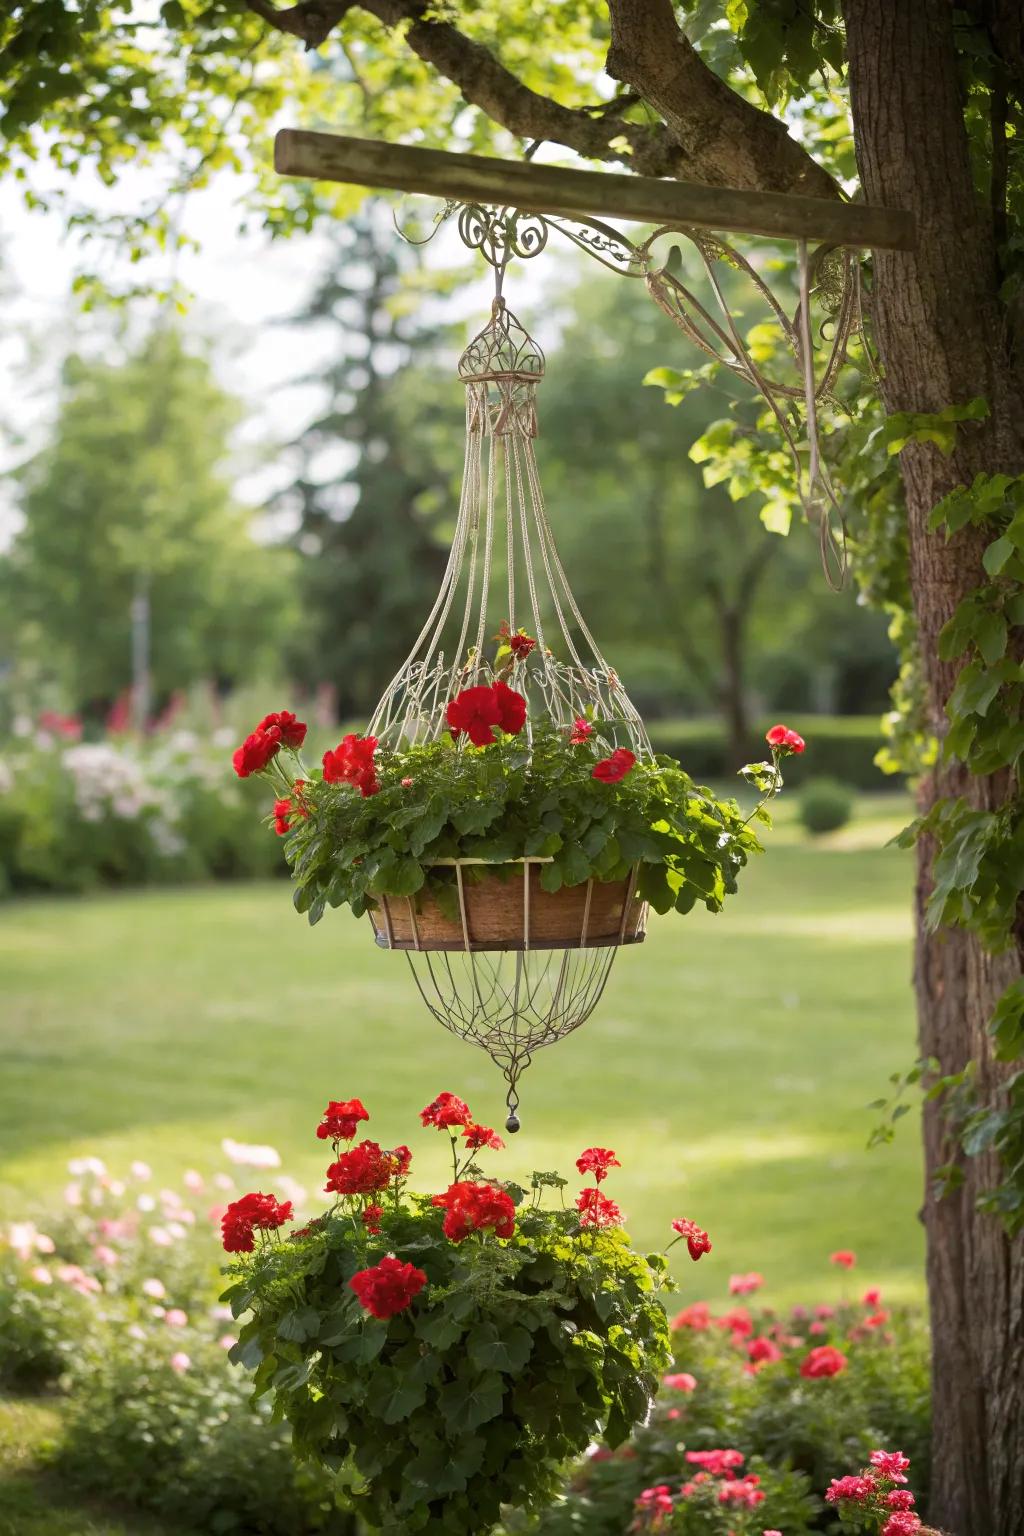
[0,795,922,1307]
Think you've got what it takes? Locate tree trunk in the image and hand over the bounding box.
[718,605,749,771]
[843,3,1024,1531]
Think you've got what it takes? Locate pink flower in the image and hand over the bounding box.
[662,1372,697,1392]
[169,1351,191,1374]
[130,1160,153,1180]
[93,1245,118,1267]
[183,1170,205,1193]
[218,1333,237,1350]
[685,1449,744,1477]
[569,718,594,745]
[815,1303,836,1319]
[886,1491,917,1510]
[869,1449,911,1484]
[765,723,806,754]
[830,1249,856,1268]
[881,1516,921,1536]
[862,1286,882,1306]
[825,1475,875,1504]
[672,1302,711,1331]
[142,1277,166,1299]
[164,1308,188,1328]
[747,1336,783,1367]
[29,1265,52,1285]
[729,1271,763,1295]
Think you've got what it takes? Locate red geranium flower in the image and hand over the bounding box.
[575,1147,621,1184]
[569,717,595,745]
[272,798,292,836]
[431,1181,516,1242]
[662,1371,697,1392]
[765,723,806,755]
[672,1301,711,1331]
[390,1145,413,1176]
[316,1099,370,1143]
[715,1306,753,1338]
[592,748,636,783]
[830,1248,857,1268]
[258,711,307,749]
[324,1141,395,1196]
[446,682,526,746]
[717,1475,765,1509]
[747,1336,783,1366]
[499,622,536,660]
[886,1491,917,1511]
[361,1204,384,1235]
[349,1255,427,1319]
[221,1192,293,1253]
[461,1123,505,1151]
[420,1092,472,1130]
[233,727,281,778]
[800,1343,848,1378]
[322,734,379,797]
[670,1217,712,1261]
[576,1186,623,1229]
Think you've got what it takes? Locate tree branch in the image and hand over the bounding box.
[605,0,839,197]
[245,0,692,176]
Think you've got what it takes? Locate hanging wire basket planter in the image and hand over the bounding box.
[233,254,799,1131]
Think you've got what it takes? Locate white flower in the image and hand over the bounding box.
[68,1156,107,1178]
[221,1138,281,1170]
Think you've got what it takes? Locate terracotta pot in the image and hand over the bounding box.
[369,862,646,952]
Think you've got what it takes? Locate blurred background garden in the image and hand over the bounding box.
[0,202,924,1534]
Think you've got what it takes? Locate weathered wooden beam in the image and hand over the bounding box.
[274,130,916,252]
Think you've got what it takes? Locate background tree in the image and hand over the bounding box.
[4,2,1024,1528]
[278,214,454,718]
[3,330,296,722]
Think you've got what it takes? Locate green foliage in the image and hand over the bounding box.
[798,778,854,836]
[281,719,770,928]
[226,1197,672,1535]
[3,331,297,711]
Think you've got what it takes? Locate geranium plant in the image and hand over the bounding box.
[231,643,805,927]
[220,1090,713,1535]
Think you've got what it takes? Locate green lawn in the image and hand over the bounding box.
[0,794,923,1307]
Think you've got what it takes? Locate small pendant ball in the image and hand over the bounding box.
[505,1112,521,1134]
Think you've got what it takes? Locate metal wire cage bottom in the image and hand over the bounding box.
[406,944,623,1133]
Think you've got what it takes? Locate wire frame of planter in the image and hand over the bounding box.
[366,296,651,1130]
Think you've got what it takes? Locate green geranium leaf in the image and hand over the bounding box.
[439,1372,506,1434]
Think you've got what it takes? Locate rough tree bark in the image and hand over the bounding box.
[843,3,1024,1532]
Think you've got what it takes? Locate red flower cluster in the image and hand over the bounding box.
[576,1146,620,1184]
[825,1475,875,1504]
[320,1099,373,1148]
[420,1092,472,1130]
[325,1141,405,1196]
[716,1474,765,1509]
[498,622,537,660]
[662,1371,697,1393]
[800,1343,848,1378]
[870,1450,911,1484]
[322,733,379,797]
[746,1335,783,1368]
[671,1301,711,1331]
[221,1192,293,1253]
[348,1255,426,1319]
[462,1122,505,1151]
[361,1204,384,1235]
[765,722,806,755]
[830,1247,857,1267]
[569,717,594,745]
[432,1181,516,1242]
[592,747,636,783]
[232,711,308,778]
[576,1187,623,1228]
[446,681,527,747]
[316,1098,370,1143]
[670,1217,712,1262]
[634,1485,674,1526]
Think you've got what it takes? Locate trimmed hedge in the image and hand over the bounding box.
[648,715,891,791]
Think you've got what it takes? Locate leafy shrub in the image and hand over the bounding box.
[225,1094,674,1536]
[799,779,856,836]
